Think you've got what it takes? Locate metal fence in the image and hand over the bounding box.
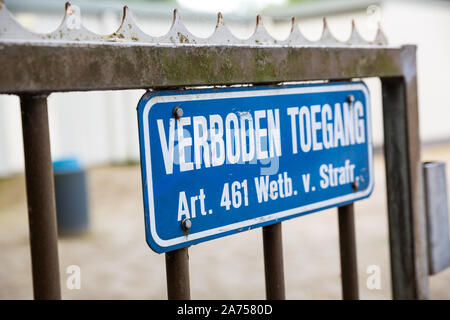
[0,2,429,300]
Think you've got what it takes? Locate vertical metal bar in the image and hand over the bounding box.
[262,222,285,300]
[20,94,61,300]
[338,204,359,300]
[165,247,190,300]
[381,45,429,300]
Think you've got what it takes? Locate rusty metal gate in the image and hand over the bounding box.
[0,2,430,300]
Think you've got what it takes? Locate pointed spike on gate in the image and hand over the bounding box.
[113,5,132,40]
[168,8,183,34]
[111,5,130,36]
[163,8,200,44]
[321,17,330,36]
[65,1,71,12]
[48,1,103,41]
[283,16,310,45]
[62,2,81,30]
[121,5,129,24]
[172,8,181,25]
[347,19,366,45]
[320,17,330,41]
[373,22,388,45]
[111,5,153,42]
[256,14,262,26]
[249,14,276,45]
[319,17,339,44]
[217,12,224,26]
[62,1,72,25]
[209,11,240,44]
[290,17,296,32]
[288,16,298,38]
[322,16,330,35]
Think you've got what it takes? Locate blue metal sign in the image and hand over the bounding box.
[137,82,373,253]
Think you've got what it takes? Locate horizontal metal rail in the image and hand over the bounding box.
[0,43,406,94]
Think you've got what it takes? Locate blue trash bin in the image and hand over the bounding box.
[53,158,89,236]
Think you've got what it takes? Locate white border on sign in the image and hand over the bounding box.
[142,83,373,248]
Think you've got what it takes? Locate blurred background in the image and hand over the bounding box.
[0,0,449,299]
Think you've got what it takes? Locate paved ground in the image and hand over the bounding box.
[1,145,449,299]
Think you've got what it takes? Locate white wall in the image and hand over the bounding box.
[0,95,23,176]
[381,0,450,142]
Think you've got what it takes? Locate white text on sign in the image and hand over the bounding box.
[157,102,365,175]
